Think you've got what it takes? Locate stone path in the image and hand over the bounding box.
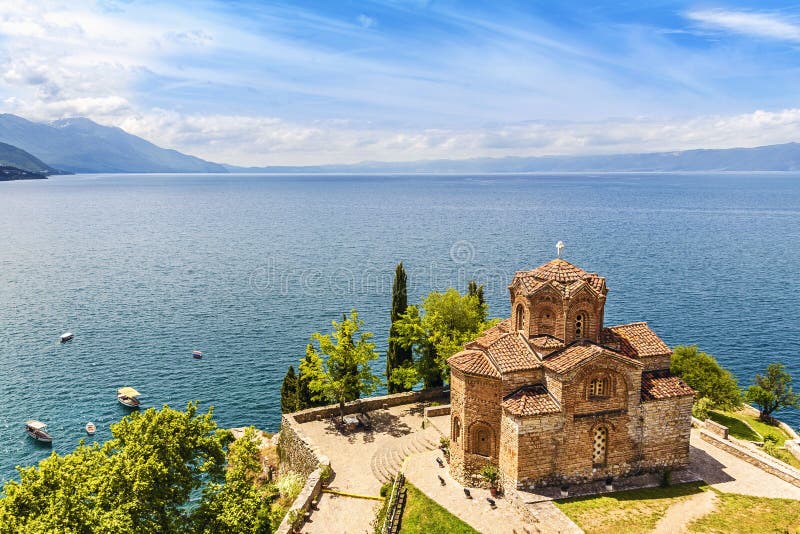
[651,490,717,534]
[404,449,539,534]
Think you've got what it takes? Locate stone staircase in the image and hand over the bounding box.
[370,426,443,483]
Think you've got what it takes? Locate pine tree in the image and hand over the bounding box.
[468,280,487,323]
[387,262,413,393]
[280,365,298,413]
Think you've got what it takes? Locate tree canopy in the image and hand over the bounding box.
[280,365,298,413]
[300,309,382,418]
[745,363,800,421]
[392,285,496,389]
[0,402,244,533]
[670,345,742,410]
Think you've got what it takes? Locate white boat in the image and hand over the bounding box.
[60,332,74,343]
[192,350,203,359]
[85,422,96,435]
[117,387,141,408]
[25,420,53,443]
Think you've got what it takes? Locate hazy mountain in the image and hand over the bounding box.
[0,141,59,174]
[0,114,227,174]
[227,142,800,173]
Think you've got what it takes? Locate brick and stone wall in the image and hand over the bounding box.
[640,396,693,470]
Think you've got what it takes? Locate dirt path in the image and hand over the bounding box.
[651,490,717,534]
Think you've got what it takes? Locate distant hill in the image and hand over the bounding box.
[0,165,47,181]
[0,114,227,174]
[226,142,800,173]
[0,141,60,174]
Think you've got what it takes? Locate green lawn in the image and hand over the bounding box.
[398,483,478,534]
[554,482,708,534]
[687,490,800,533]
[707,409,800,469]
[707,411,762,441]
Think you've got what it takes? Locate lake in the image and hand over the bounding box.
[1,172,799,482]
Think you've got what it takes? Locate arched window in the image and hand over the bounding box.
[515,304,525,332]
[592,427,608,466]
[589,377,609,398]
[452,416,461,443]
[575,313,585,338]
[471,423,494,457]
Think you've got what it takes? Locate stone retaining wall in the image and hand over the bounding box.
[274,468,324,534]
[290,387,449,424]
[700,429,800,488]
[703,419,729,439]
[423,404,451,418]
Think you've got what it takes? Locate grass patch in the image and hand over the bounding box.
[554,482,707,534]
[708,410,800,469]
[707,411,762,442]
[399,483,478,534]
[688,489,800,533]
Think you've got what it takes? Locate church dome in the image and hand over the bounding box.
[511,258,606,296]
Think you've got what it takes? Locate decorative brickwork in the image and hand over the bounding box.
[447,257,694,490]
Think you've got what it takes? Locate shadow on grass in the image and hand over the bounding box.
[708,411,761,442]
[558,481,707,505]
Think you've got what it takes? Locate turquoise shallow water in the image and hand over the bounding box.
[1,172,799,482]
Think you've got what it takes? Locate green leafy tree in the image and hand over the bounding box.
[392,286,496,389]
[280,365,298,413]
[745,363,800,421]
[387,262,414,393]
[295,347,326,411]
[0,403,233,533]
[300,309,382,418]
[467,280,487,323]
[670,346,742,410]
[194,427,274,534]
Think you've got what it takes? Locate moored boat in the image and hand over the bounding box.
[85,422,96,435]
[25,420,53,443]
[117,387,141,408]
[60,332,74,343]
[192,350,203,359]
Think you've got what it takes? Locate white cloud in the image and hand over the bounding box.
[357,14,376,29]
[686,9,800,42]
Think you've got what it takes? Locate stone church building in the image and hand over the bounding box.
[447,256,694,490]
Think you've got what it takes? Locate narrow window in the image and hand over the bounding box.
[592,427,607,466]
[575,313,585,338]
[515,304,525,332]
[452,416,461,443]
[589,378,608,397]
[473,424,493,457]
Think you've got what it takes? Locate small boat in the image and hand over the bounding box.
[117,387,141,408]
[25,420,53,443]
[60,332,74,343]
[192,350,203,359]
[85,422,96,435]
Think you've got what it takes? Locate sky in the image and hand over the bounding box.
[2,0,800,165]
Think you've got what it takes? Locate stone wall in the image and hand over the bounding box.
[703,418,729,439]
[278,413,329,477]
[700,430,800,488]
[274,468,324,534]
[640,396,693,470]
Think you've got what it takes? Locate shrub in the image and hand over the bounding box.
[276,472,305,503]
[480,464,499,488]
[692,397,714,421]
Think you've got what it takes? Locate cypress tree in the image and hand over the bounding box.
[468,279,487,323]
[296,346,322,410]
[280,365,298,413]
[387,262,413,393]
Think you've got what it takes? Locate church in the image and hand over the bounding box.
[447,252,695,491]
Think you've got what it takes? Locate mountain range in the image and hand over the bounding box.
[2,113,800,174]
[0,114,225,174]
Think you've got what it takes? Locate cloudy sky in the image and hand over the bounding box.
[2,0,800,165]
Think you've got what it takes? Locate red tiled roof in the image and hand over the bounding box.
[485,333,540,373]
[604,322,671,358]
[468,319,512,350]
[543,341,642,374]
[502,385,561,416]
[641,370,695,401]
[447,350,500,378]
[529,334,564,351]
[511,258,606,297]
[543,343,606,373]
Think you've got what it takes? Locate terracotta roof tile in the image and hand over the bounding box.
[467,319,512,350]
[603,322,671,358]
[447,350,500,378]
[502,385,561,416]
[543,343,606,373]
[641,370,694,401]
[529,334,564,354]
[484,333,540,373]
[511,258,605,298]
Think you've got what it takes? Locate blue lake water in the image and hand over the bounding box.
[1,172,799,482]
